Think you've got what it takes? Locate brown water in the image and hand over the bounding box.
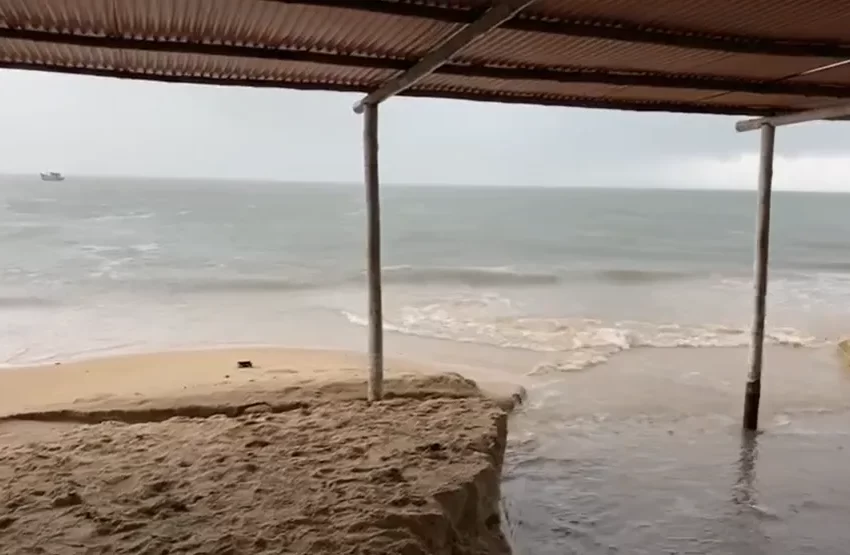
[500,345,850,554]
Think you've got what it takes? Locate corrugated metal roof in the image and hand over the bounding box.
[532,0,850,42]
[1,0,850,115]
[0,38,396,87]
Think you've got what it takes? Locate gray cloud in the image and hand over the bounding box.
[1,69,848,188]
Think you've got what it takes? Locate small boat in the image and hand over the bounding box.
[40,171,65,181]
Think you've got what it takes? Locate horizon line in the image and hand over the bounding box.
[1,173,847,193]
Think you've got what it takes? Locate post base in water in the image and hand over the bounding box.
[742,380,761,431]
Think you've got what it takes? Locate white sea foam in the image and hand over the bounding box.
[78,244,123,254]
[132,242,160,253]
[88,211,155,222]
[377,265,560,286]
[341,292,821,374]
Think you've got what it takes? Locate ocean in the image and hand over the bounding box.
[3,176,850,553]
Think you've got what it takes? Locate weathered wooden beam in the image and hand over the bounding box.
[0,60,380,91]
[363,102,384,402]
[0,26,409,70]
[439,65,850,100]
[0,60,782,117]
[352,0,538,112]
[273,0,850,59]
[4,27,850,100]
[736,102,850,131]
[743,123,776,432]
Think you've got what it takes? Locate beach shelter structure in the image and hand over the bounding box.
[5,0,850,430]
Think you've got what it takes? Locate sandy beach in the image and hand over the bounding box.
[0,348,523,554]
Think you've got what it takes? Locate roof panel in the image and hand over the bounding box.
[461,30,835,80]
[0,38,397,87]
[0,1,461,58]
[0,0,849,116]
[419,74,727,103]
[413,72,837,114]
[419,72,618,98]
[531,0,850,42]
[702,91,844,110]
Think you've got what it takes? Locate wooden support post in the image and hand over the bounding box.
[743,123,776,431]
[363,102,384,402]
[736,101,850,132]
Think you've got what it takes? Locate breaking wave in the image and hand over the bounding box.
[342,293,820,374]
[145,276,319,294]
[585,268,699,284]
[74,255,715,292]
[353,265,701,288]
[376,265,559,287]
[803,261,850,273]
[0,295,56,309]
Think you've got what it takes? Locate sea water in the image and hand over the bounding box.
[3,176,850,553]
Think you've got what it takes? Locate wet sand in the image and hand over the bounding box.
[0,347,523,416]
[0,348,524,555]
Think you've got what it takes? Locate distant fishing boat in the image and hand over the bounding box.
[40,171,65,181]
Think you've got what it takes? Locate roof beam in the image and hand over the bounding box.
[4,28,850,101]
[0,27,407,70]
[444,66,850,99]
[0,60,779,117]
[736,102,850,131]
[0,60,376,92]
[351,0,537,112]
[274,0,850,59]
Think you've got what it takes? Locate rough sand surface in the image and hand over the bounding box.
[0,352,517,555]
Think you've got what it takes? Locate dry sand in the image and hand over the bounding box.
[0,347,522,417]
[0,348,521,554]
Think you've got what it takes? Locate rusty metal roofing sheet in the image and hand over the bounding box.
[0,1,460,59]
[701,91,845,111]
[419,73,725,104]
[0,38,397,89]
[531,0,850,43]
[413,72,841,113]
[461,30,836,80]
[1,0,850,116]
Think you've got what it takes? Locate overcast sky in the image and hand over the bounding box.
[1,69,849,191]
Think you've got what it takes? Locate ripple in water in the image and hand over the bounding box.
[501,406,850,555]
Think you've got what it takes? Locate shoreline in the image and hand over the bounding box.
[0,346,526,417]
[0,347,523,554]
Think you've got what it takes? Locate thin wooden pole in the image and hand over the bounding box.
[363,102,384,402]
[743,123,775,431]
